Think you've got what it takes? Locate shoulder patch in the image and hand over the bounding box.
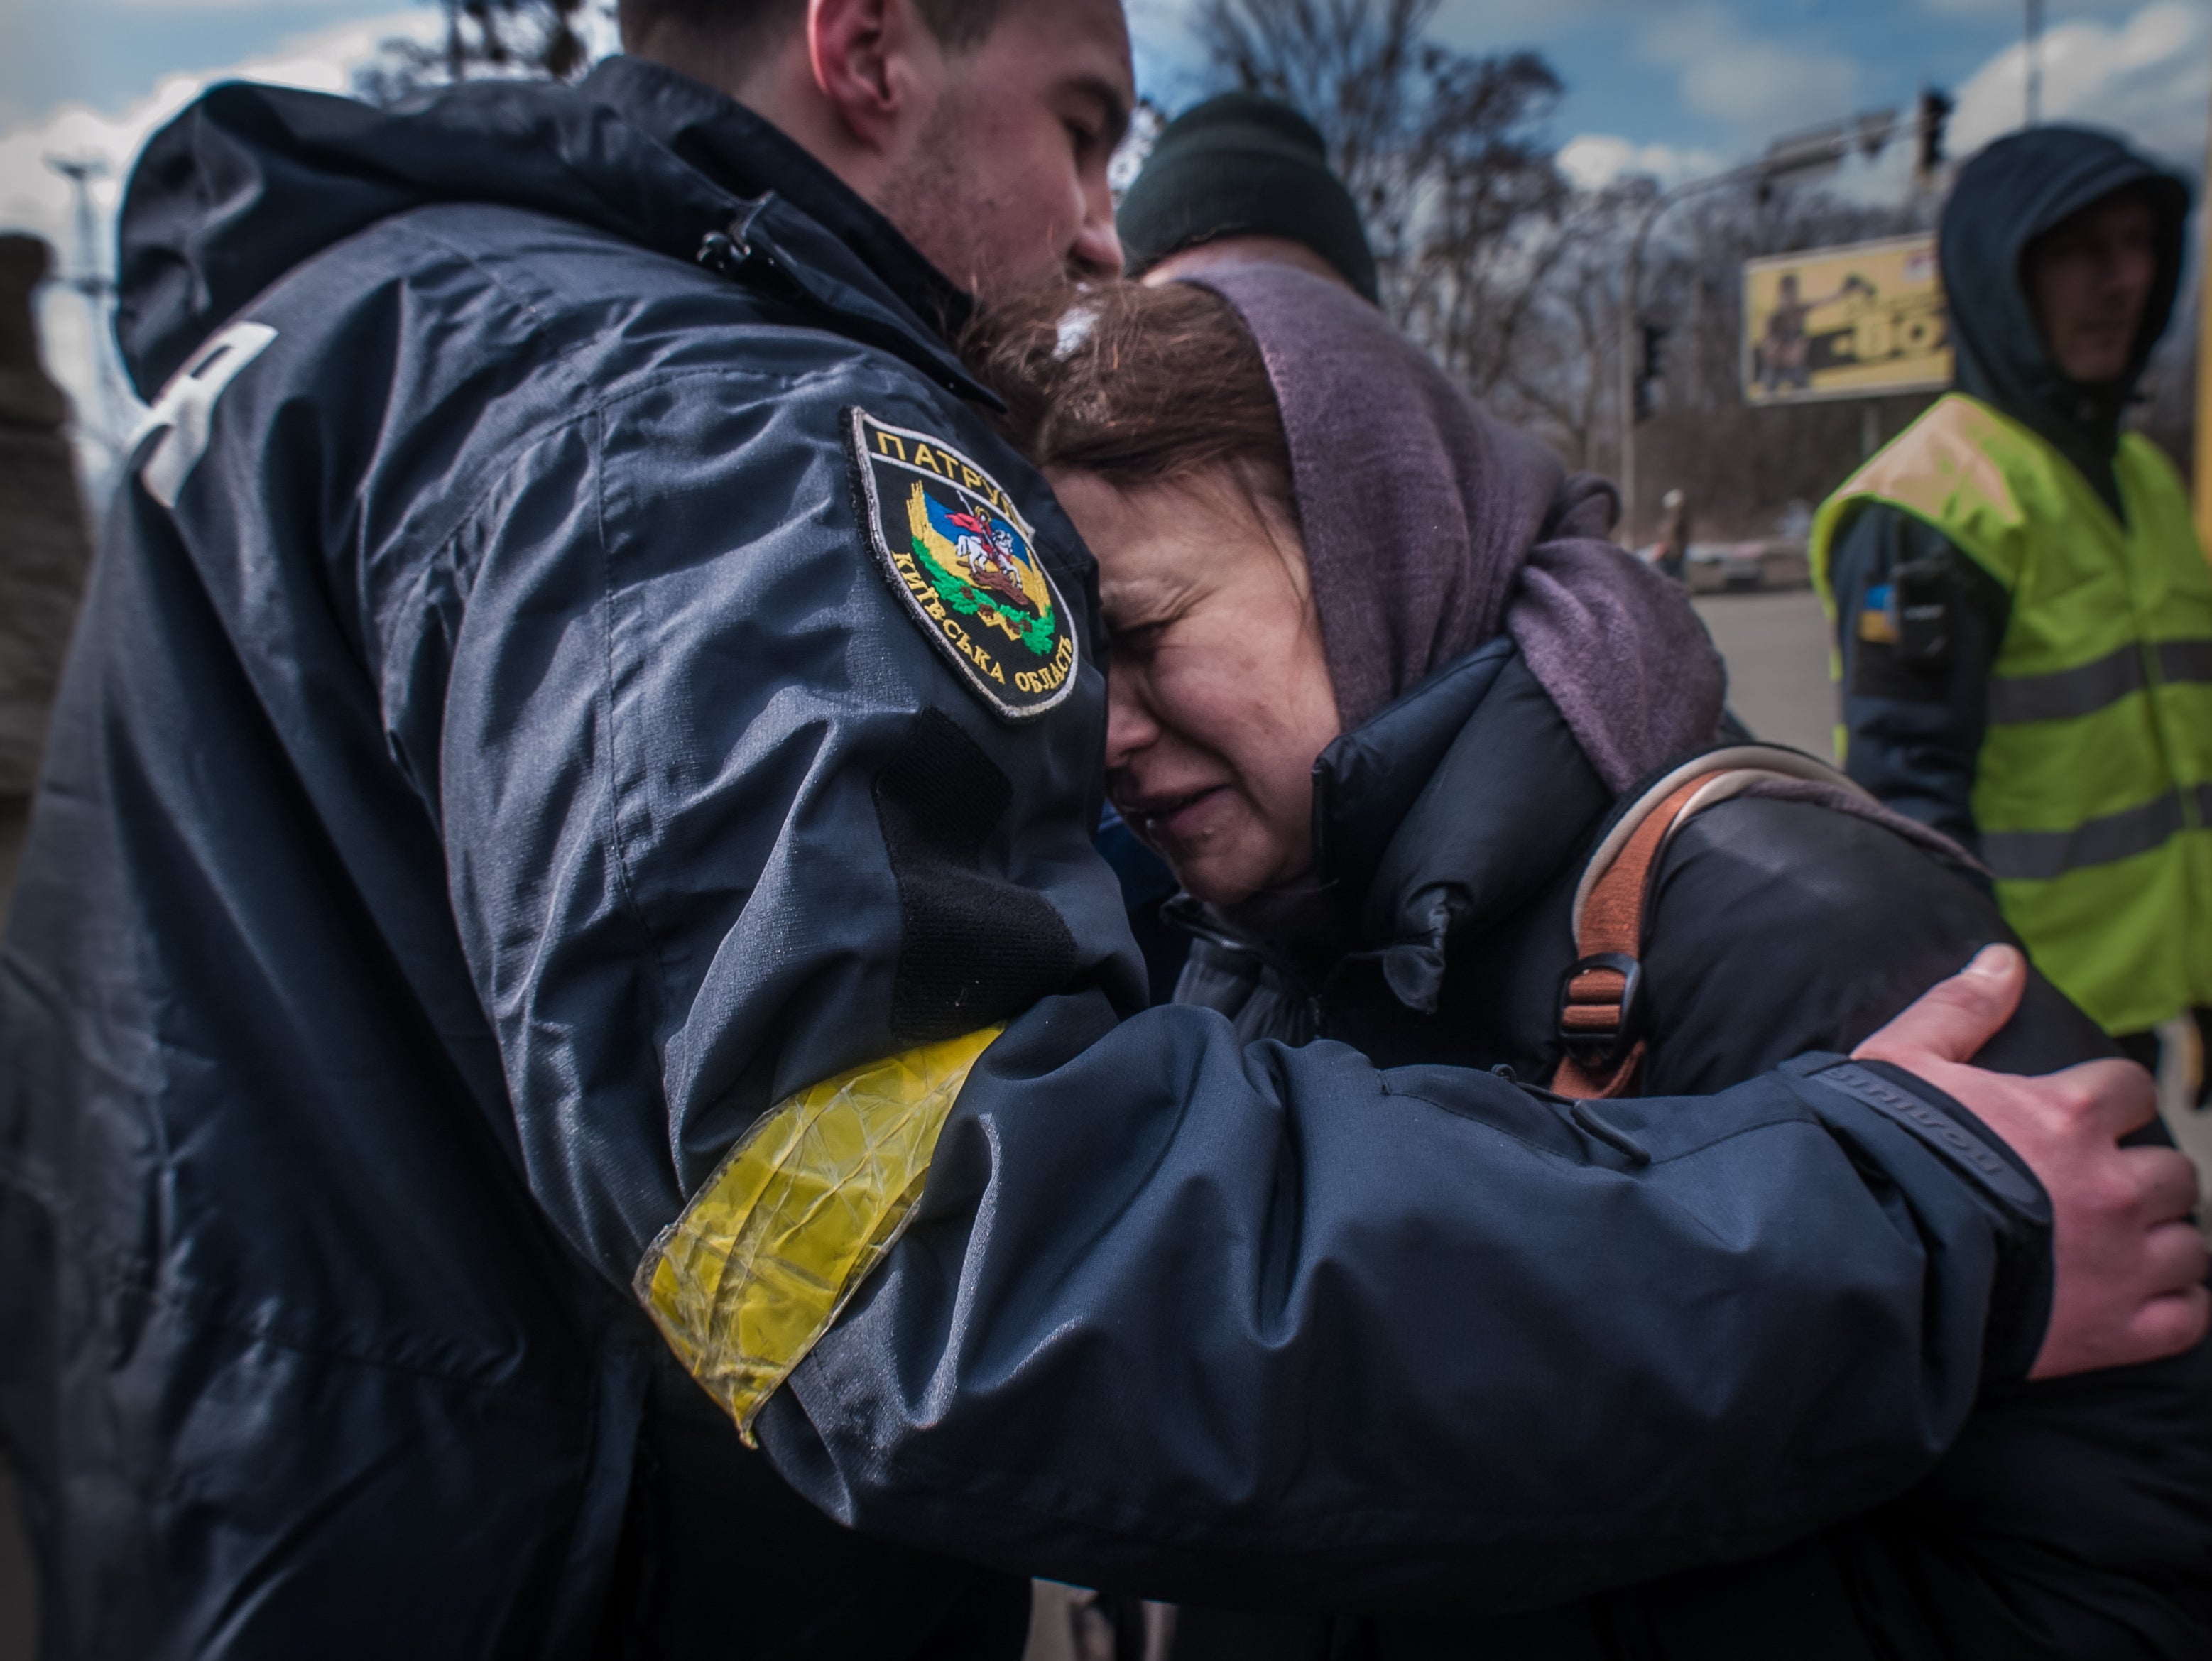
[847,408,1079,721]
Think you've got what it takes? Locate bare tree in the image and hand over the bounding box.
[1391,50,1572,394]
[1195,0,1569,394]
[1619,182,1941,538]
[1196,0,1440,211]
[2134,275,2197,489]
[1186,2,2141,540]
[1491,183,1650,474]
[358,0,599,104]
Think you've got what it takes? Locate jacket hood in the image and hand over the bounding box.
[1318,641,1611,1012]
[114,55,983,401]
[1197,263,1724,786]
[1174,640,1611,1013]
[1184,637,1956,1021]
[1940,124,2189,497]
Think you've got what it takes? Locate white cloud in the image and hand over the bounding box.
[105,0,368,9]
[1,10,432,251]
[1637,4,1858,134]
[1949,0,2211,168]
[0,11,433,476]
[1557,134,1728,191]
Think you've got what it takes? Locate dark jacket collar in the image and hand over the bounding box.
[1174,640,1613,1012]
[583,57,974,344]
[116,55,991,403]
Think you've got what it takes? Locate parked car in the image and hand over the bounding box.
[1683,538,1810,593]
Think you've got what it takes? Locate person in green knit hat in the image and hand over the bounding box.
[1117,89,1378,298]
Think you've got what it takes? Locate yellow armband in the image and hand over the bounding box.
[634,1025,1003,1439]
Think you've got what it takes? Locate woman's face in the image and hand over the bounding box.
[1052,467,1341,908]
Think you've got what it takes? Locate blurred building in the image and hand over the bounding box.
[0,233,93,912]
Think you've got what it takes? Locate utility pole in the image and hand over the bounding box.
[2025,0,2045,126]
[43,154,122,457]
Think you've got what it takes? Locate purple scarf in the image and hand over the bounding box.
[1197,265,1726,791]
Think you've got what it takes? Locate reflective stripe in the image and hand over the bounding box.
[138,320,279,509]
[634,1025,1002,1439]
[1983,792,2185,881]
[1814,398,2212,1033]
[2157,641,2212,685]
[1987,644,2144,724]
[1983,638,2212,723]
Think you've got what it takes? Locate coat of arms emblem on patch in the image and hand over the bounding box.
[847,408,1079,720]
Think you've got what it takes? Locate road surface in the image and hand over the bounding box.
[1694,587,1838,760]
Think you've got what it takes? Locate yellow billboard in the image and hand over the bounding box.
[1743,233,1951,404]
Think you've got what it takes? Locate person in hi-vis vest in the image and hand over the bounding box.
[1812,126,2212,1087]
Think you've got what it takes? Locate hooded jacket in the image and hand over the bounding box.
[1173,643,2212,1660]
[1823,126,2191,855]
[0,58,2074,1659]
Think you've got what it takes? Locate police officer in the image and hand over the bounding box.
[1,6,2202,1656]
[1813,126,2212,1081]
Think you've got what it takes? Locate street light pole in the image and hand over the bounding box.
[1615,107,1907,545]
[43,154,121,457]
[1616,160,1767,545]
[2025,0,2045,126]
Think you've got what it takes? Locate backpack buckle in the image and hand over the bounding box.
[1559,952,1645,1069]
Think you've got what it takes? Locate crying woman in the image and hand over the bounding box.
[977,265,2212,1661]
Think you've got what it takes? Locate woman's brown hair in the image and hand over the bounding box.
[966,278,1297,518]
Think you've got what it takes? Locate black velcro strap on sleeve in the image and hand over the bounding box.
[1850,638,1951,702]
[1793,1056,2045,1214]
[873,707,1078,1046]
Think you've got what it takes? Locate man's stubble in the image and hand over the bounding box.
[878,92,1041,307]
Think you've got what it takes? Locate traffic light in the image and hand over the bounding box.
[1917,87,1954,180]
[1634,322,1669,424]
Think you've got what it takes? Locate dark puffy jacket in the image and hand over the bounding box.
[0,58,2076,1659]
[1174,640,2212,1659]
[1826,128,2190,851]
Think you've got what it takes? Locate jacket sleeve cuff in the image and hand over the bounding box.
[1783,1051,2054,1388]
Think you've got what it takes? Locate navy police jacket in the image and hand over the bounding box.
[0,58,2059,1659]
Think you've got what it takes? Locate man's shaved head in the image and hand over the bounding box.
[619,0,1012,56]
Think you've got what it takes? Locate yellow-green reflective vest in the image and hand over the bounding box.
[1810,393,2212,1036]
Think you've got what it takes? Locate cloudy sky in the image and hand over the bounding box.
[4,0,2208,443]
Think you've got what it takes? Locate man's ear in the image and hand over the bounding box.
[808,0,944,153]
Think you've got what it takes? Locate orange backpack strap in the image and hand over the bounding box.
[1552,780,1706,1099]
[1549,745,1873,1100]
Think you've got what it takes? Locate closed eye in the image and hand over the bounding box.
[1109,619,1172,659]
[1061,78,1128,158]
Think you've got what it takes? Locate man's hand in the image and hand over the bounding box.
[1855,944,2210,1379]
